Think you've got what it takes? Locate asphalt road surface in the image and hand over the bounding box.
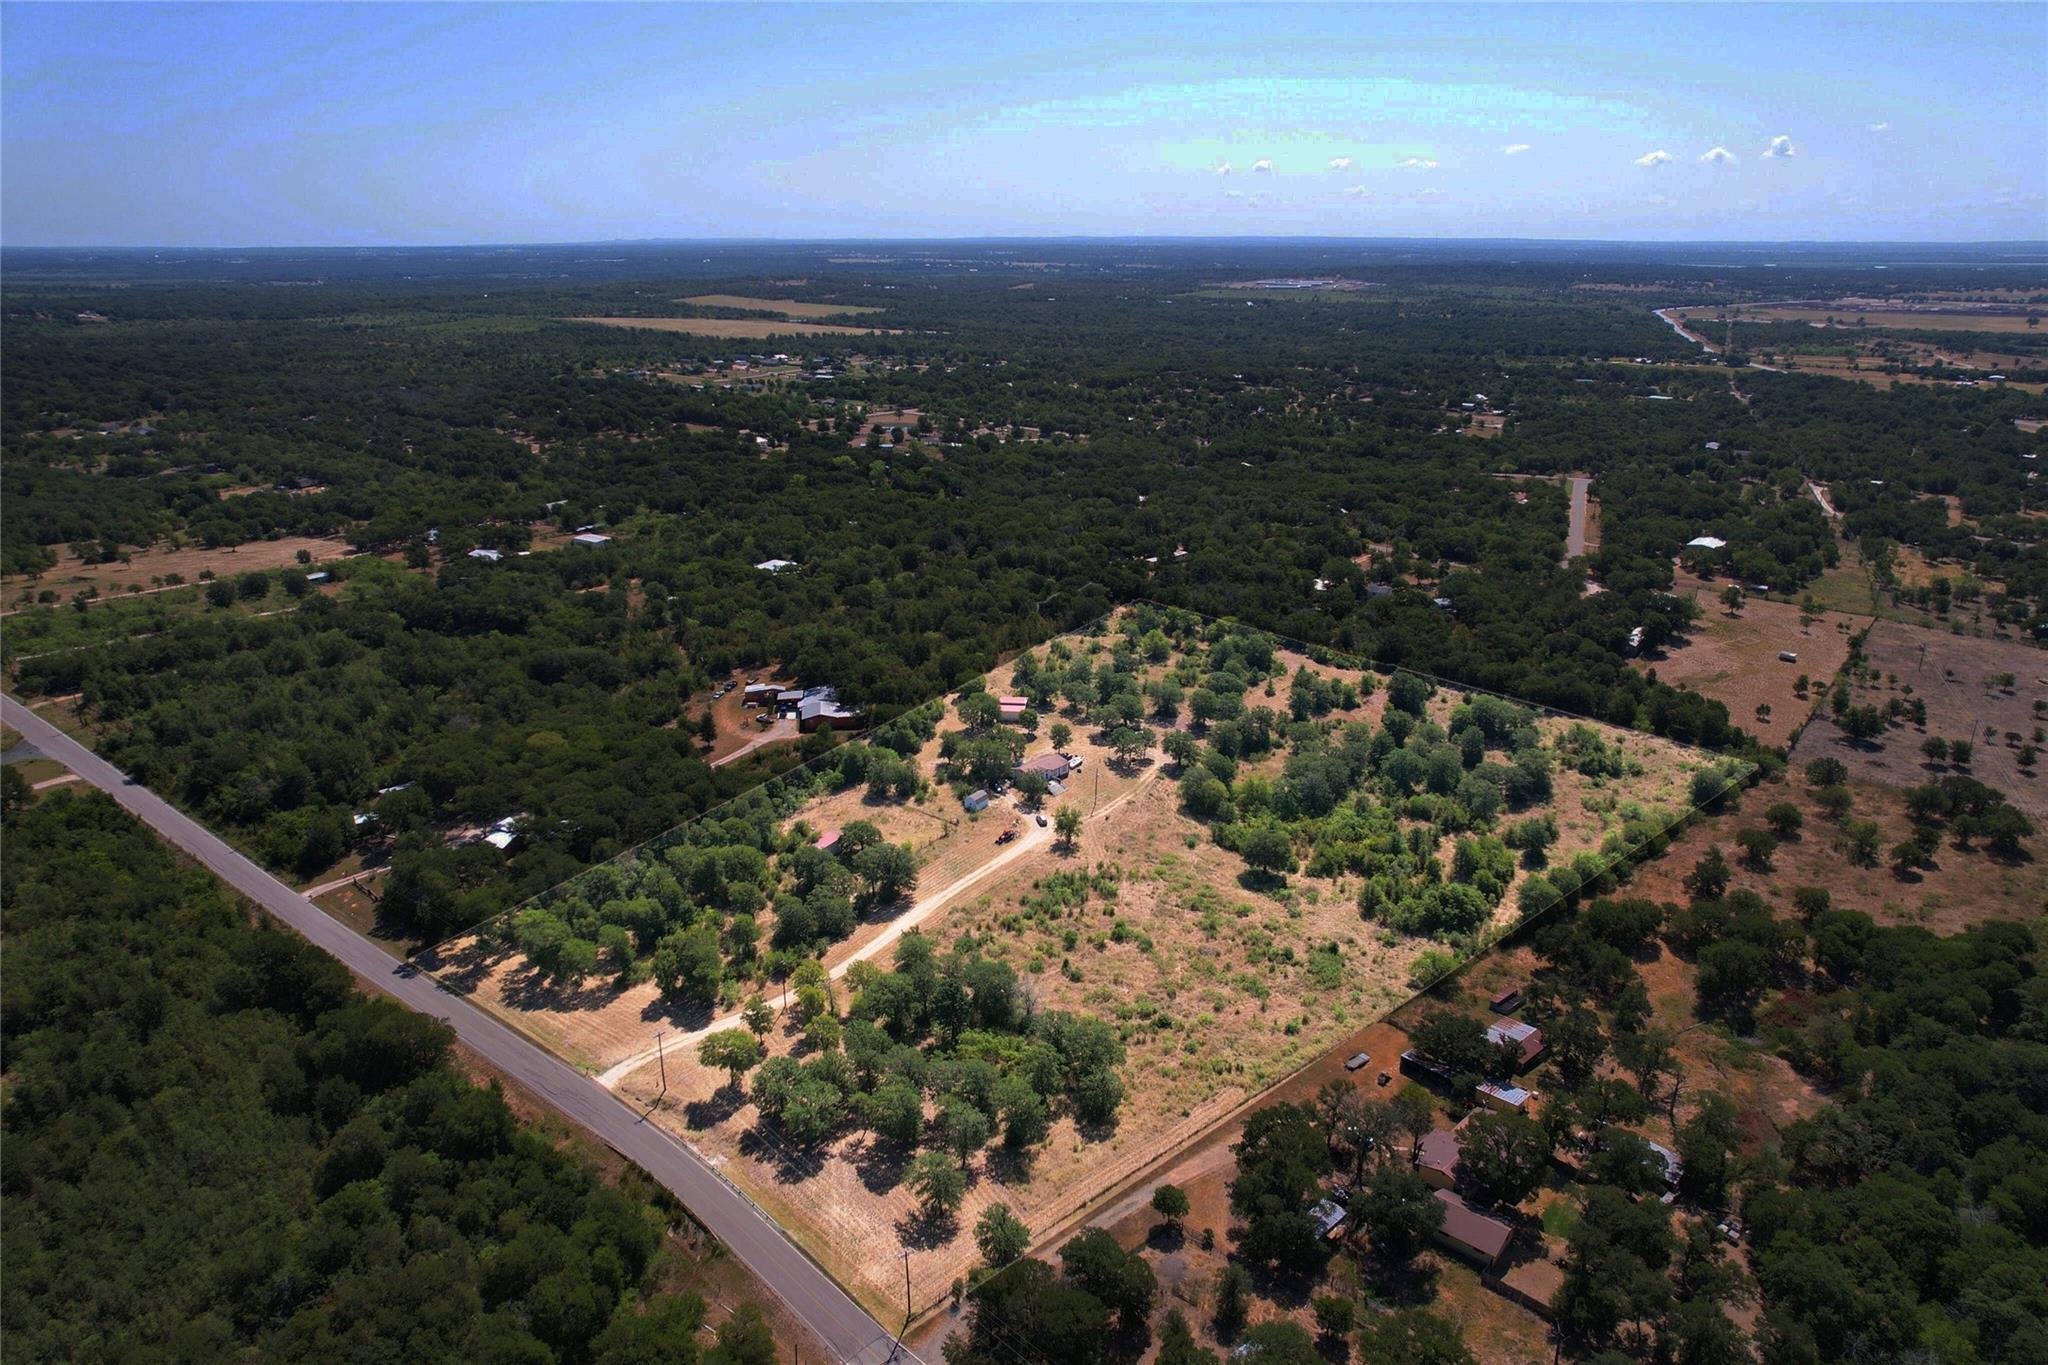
[1565,473,1593,562]
[0,694,916,1365]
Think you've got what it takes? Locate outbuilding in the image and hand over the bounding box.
[963,789,991,813]
[1486,1019,1546,1070]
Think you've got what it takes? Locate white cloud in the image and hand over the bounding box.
[1250,158,1273,174]
[1327,156,1352,172]
[1763,134,1796,158]
[1395,156,1438,170]
[1867,121,1890,133]
[1700,146,1736,165]
[1212,160,1233,176]
[1635,149,1674,167]
[1343,184,1368,196]
[1500,143,1531,156]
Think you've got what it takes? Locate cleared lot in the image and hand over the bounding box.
[1635,578,1858,739]
[1790,619,2048,817]
[568,316,902,338]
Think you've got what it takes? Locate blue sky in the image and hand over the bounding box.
[4,2,2043,246]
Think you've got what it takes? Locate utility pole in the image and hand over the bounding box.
[886,1248,912,1361]
[655,1029,667,1101]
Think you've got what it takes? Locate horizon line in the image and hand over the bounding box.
[6,233,2047,255]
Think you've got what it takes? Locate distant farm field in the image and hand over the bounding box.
[1719,306,2045,334]
[677,294,883,318]
[568,316,901,338]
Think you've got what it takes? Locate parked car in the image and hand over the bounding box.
[995,828,1018,845]
[1035,813,1048,827]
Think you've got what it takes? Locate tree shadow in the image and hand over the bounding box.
[738,1124,825,1183]
[498,963,629,1015]
[1145,1221,1187,1253]
[895,1204,959,1250]
[1075,1113,1122,1145]
[983,1144,1038,1187]
[682,1082,748,1131]
[637,993,715,1031]
[1237,869,1289,895]
[851,1136,915,1195]
[1359,1254,1441,1308]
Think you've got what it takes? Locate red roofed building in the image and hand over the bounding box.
[1486,1019,1546,1070]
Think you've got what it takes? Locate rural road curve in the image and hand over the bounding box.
[0,694,920,1365]
[599,812,1056,1088]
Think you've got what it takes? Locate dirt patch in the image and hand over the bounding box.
[677,295,883,319]
[568,317,903,338]
[3,535,354,608]
[1790,619,2048,817]
[1635,583,1857,738]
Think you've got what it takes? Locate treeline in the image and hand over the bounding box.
[0,790,778,1364]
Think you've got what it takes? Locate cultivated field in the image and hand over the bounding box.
[1635,577,1858,738]
[1790,619,2048,817]
[677,294,883,318]
[568,316,903,338]
[2,534,353,610]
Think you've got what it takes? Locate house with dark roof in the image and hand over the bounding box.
[1417,1129,1462,1190]
[1013,751,1073,783]
[1432,1190,1514,1267]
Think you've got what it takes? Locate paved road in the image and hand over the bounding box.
[0,694,915,1365]
[1564,473,1593,563]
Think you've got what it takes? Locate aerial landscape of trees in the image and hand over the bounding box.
[6,240,2047,1363]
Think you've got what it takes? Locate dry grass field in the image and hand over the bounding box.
[677,294,883,318]
[1790,619,2048,817]
[568,316,902,338]
[1738,306,2045,334]
[584,627,1711,1316]
[2,534,353,608]
[1635,578,1858,737]
[1772,351,2048,394]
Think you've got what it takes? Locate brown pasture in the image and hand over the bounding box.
[1736,306,2045,334]
[606,638,1706,1315]
[567,316,902,338]
[3,534,355,607]
[1789,619,2048,817]
[677,294,883,318]
[1634,580,1857,737]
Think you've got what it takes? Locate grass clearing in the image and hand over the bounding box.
[1637,576,1858,738]
[455,612,1715,1316]
[566,316,903,338]
[677,294,884,318]
[3,534,353,612]
[1790,619,2048,817]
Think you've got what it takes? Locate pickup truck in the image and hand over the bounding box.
[994,828,1019,846]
